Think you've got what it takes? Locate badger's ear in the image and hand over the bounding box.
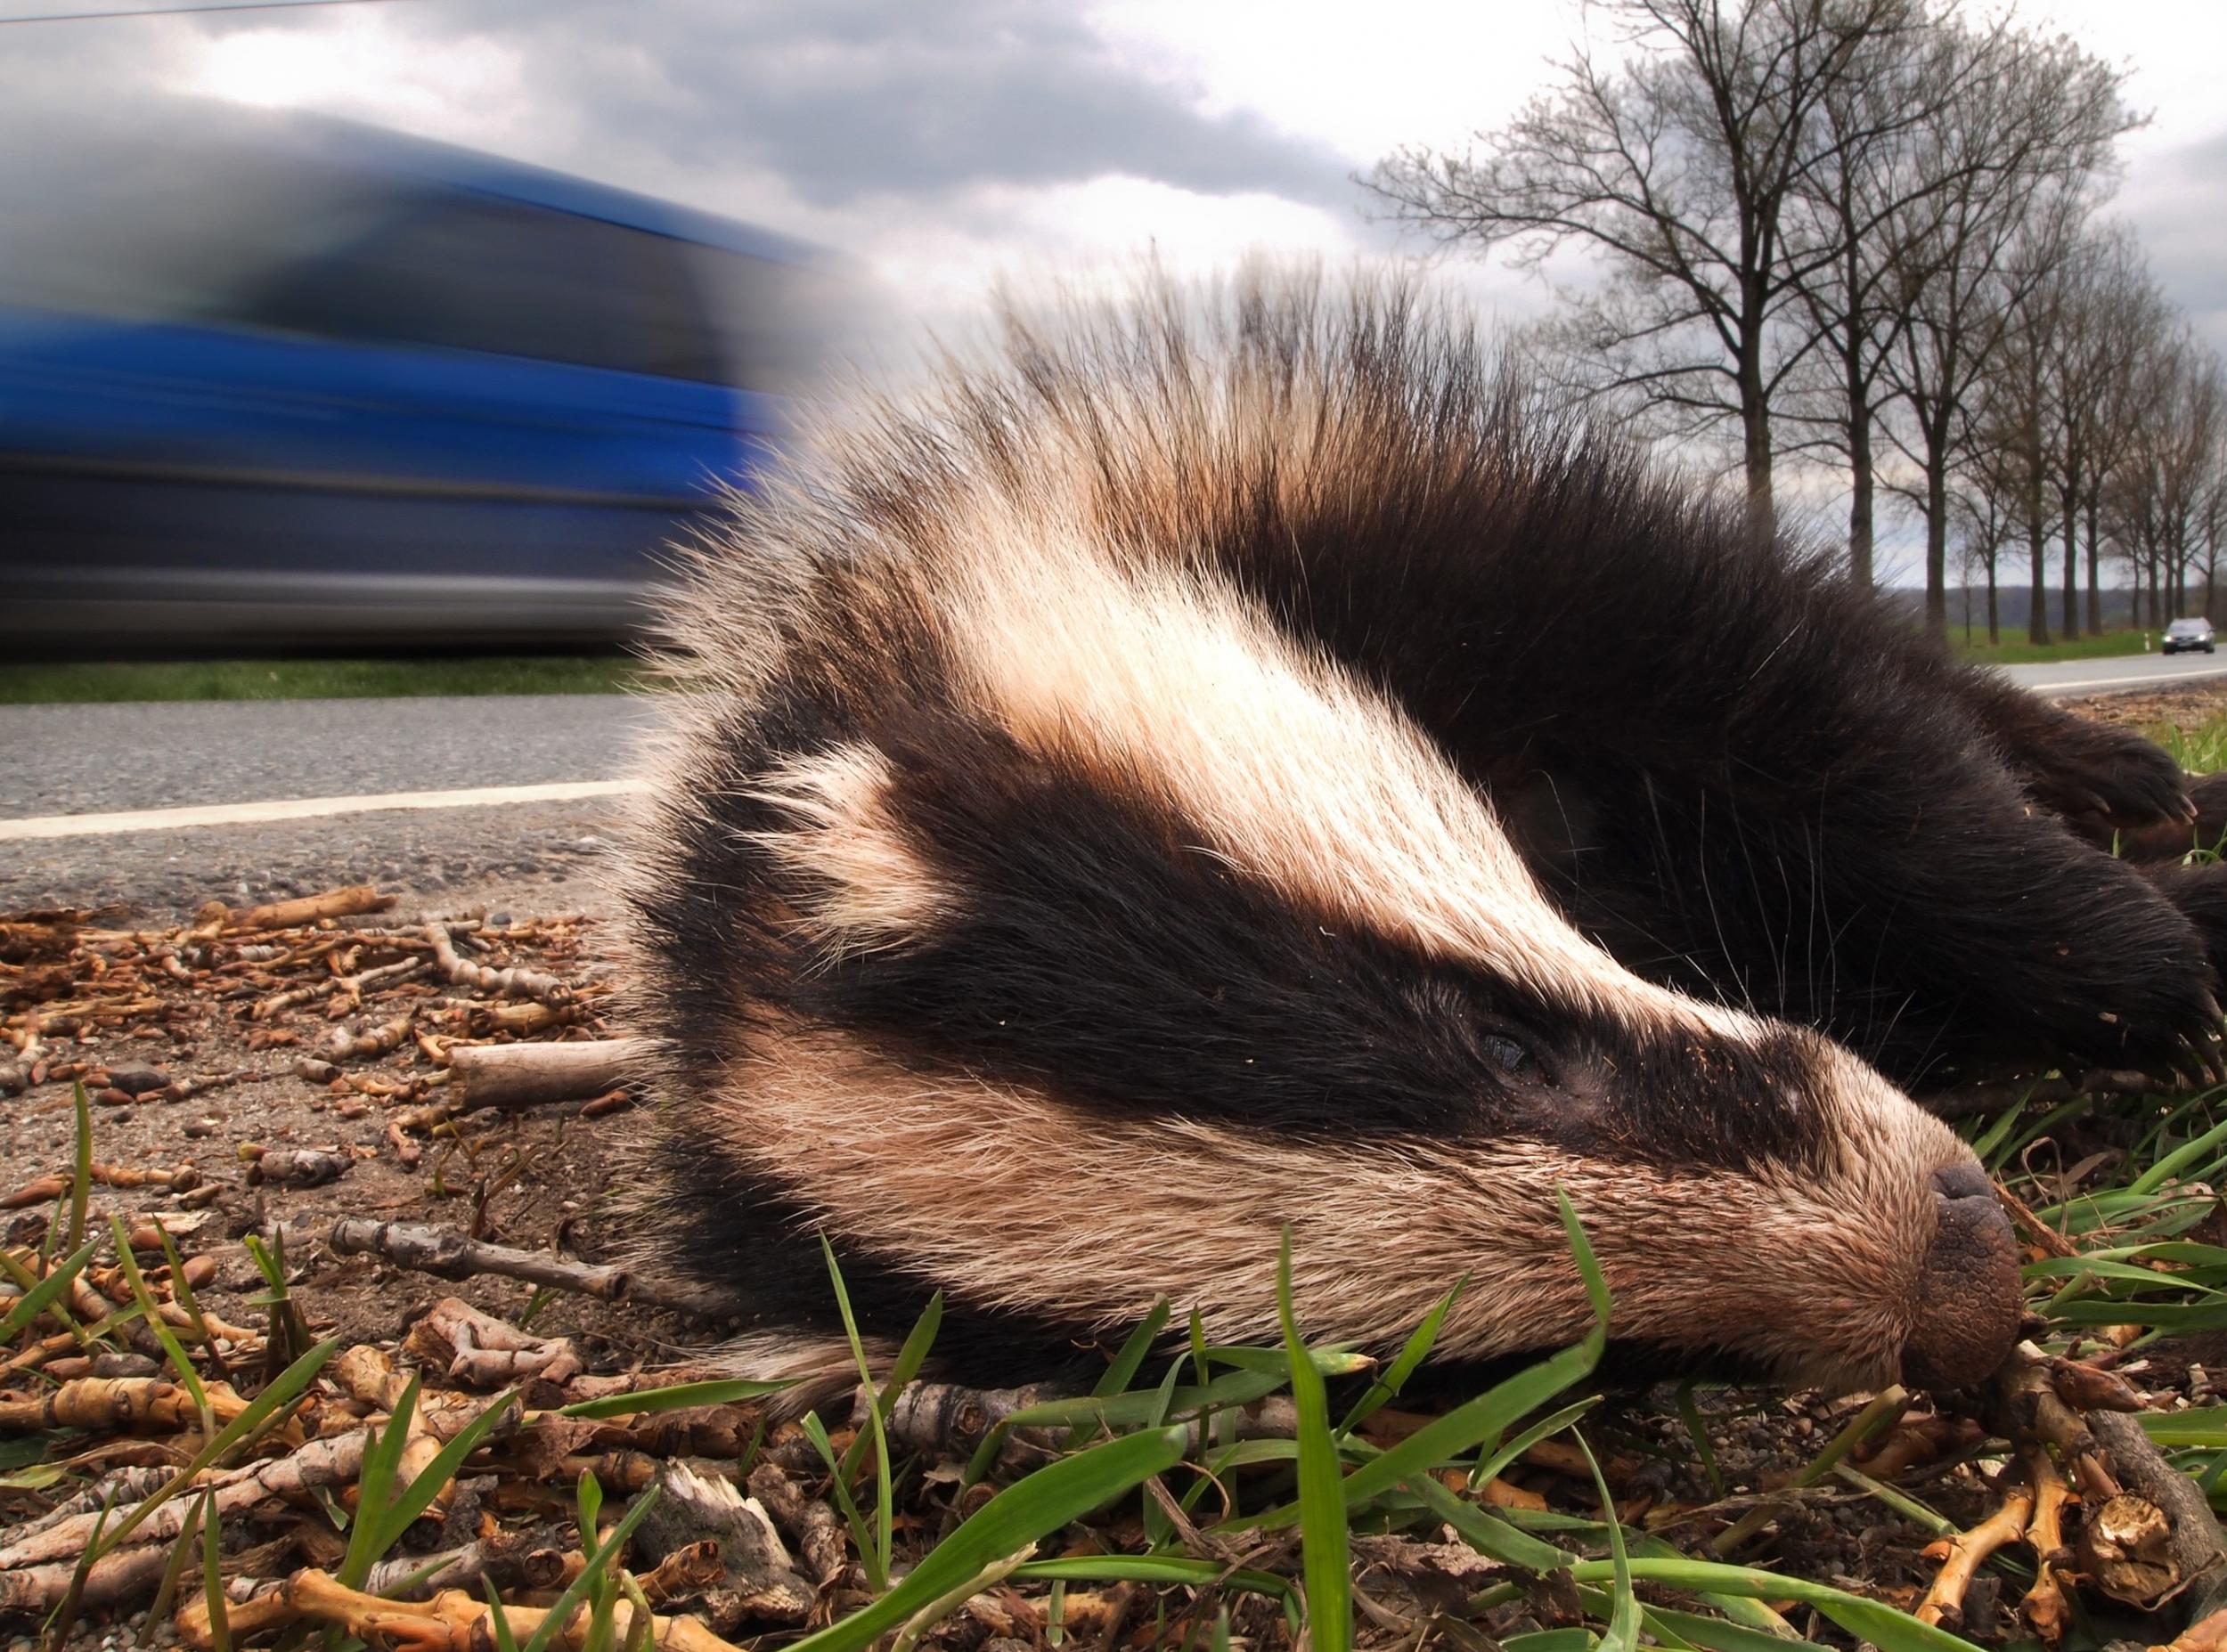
[747,743,949,962]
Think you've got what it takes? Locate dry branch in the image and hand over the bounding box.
[445,1038,643,1112]
[427,922,574,1007]
[2019,1446,2075,1645]
[175,1567,747,1652]
[0,1428,367,1570]
[1917,1468,2035,1629]
[2092,1408,2227,1615]
[330,1217,632,1301]
[226,885,396,932]
[0,1542,172,1615]
[404,1297,583,1388]
[330,1013,415,1060]
[0,1376,246,1433]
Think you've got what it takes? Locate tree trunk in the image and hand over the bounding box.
[1986,557,1999,644]
[1740,319,1775,545]
[1848,411,1875,587]
[1742,413,1775,543]
[2084,493,2103,635]
[1923,456,1949,640]
[2060,484,2080,639]
[2026,458,2050,647]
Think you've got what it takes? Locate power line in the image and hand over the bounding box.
[0,0,412,23]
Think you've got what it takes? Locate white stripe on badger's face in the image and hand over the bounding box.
[933,499,1747,1038]
[748,745,947,964]
[711,1021,1954,1393]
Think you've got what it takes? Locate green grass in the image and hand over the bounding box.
[1949,627,2159,664]
[24,1011,2227,1652]
[0,654,640,704]
[2150,714,2227,776]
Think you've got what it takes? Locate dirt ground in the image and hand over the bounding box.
[12,678,2227,1647]
[0,871,738,1385]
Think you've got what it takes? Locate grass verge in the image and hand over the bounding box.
[0,654,640,704]
[1950,628,2161,665]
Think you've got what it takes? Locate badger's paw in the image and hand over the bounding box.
[2017,719,2195,845]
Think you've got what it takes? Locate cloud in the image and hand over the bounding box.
[2119,130,2227,356]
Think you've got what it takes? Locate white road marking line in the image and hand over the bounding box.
[0,778,649,842]
[2012,663,2227,695]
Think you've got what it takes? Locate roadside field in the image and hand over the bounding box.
[0,653,640,704]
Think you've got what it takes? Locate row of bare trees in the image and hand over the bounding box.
[1953,230,2225,640]
[1366,0,2224,642]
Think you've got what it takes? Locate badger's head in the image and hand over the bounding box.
[625,473,2024,1396]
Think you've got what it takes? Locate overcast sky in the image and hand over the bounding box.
[6,0,2226,577]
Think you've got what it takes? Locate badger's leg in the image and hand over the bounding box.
[2136,858,2227,988]
[1498,745,2223,1092]
[2118,771,2227,864]
[1945,668,2194,844]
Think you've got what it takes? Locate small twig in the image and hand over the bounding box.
[443,1038,643,1113]
[328,1217,641,1305]
[2020,1446,2075,1645]
[427,922,574,1008]
[1918,1466,2035,1629]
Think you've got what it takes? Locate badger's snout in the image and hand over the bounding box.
[1898,1161,2021,1391]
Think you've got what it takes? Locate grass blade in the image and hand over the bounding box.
[69,1081,93,1252]
[0,1239,100,1345]
[1277,1231,1350,1652]
[517,1483,662,1652]
[1338,1277,1464,1437]
[783,1424,1188,1652]
[558,1378,798,1418]
[336,1373,419,1588]
[1095,1299,1172,1397]
[90,1337,339,1560]
[199,1488,231,1652]
[369,1388,518,1567]
[1577,1434,1638,1652]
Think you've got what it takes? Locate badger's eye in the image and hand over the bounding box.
[1480,1032,1538,1078]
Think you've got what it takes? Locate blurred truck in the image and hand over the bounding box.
[0,104,828,655]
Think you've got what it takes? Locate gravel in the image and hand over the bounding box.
[1,797,630,919]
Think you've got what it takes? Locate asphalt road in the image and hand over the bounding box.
[10,650,2227,918]
[0,695,657,916]
[0,694,656,818]
[2002,653,2227,696]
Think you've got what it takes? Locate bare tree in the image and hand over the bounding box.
[2056,233,2172,633]
[1873,20,2131,639]
[1782,13,1996,585]
[1949,475,2012,643]
[1366,0,1911,541]
[2109,332,2226,626]
[1977,209,2086,644]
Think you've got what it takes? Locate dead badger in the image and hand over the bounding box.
[616,277,2227,1397]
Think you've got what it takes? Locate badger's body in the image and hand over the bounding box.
[617,276,2225,1396]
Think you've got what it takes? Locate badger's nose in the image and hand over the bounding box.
[1898,1161,2021,1392]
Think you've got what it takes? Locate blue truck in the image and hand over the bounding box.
[0,108,826,654]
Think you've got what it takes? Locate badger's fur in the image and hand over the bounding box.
[616,274,2224,1396]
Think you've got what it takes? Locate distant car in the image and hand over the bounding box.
[2165,618,2217,655]
[0,106,834,655]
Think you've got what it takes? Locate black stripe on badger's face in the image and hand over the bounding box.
[763,712,1829,1179]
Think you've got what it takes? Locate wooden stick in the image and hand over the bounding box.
[0,1430,368,1570]
[445,1038,645,1112]
[175,1567,746,1652]
[225,886,396,933]
[2092,1408,2227,1616]
[426,923,574,1008]
[1917,1469,2035,1629]
[329,1217,635,1303]
[2019,1446,2074,1646]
